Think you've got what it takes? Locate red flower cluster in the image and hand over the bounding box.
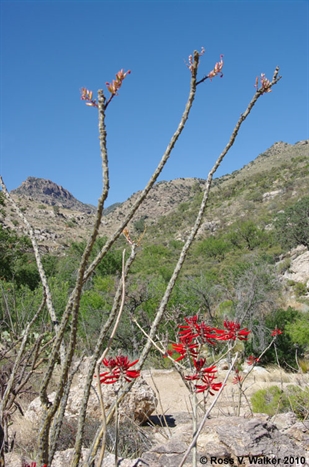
[173,316,250,350]
[99,355,140,384]
[166,315,250,395]
[214,320,250,341]
[271,328,283,337]
[184,358,223,394]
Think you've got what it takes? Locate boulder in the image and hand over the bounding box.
[140,416,309,467]
[25,375,157,425]
[284,248,309,285]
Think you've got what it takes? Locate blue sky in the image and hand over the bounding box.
[1,0,308,208]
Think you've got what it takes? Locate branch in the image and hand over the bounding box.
[178,353,239,467]
[82,50,201,283]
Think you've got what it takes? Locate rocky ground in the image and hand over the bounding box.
[5,366,309,467]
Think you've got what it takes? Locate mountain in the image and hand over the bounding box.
[11,177,96,213]
[1,139,308,251]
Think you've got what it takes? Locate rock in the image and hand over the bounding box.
[140,416,309,467]
[284,249,309,285]
[50,448,150,467]
[262,189,283,201]
[285,420,309,450]
[25,375,157,425]
[142,439,191,467]
[270,412,298,430]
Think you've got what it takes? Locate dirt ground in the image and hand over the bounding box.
[142,367,306,418]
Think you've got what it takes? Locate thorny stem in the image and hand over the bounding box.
[95,249,128,467]
[0,295,46,424]
[234,335,278,415]
[38,89,111,466]
[179,354,239,467]
[79,247,136,467]
[82,50,201,283]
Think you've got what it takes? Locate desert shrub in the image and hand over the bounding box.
[227,220,269,251]
[285,385,309,420]
[293,282,308,298]
[105,419,152,458]
[298,359,309,373]
[285,313,309,348]
[55,417,101,451]
[274,195,309,250]
[249,307,304,369]
[195,236,230,260]
[251,386,289,416]
[276,257,291,274]
[134,216,147,233]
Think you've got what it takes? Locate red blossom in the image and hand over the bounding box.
[185,361,221,394]
[99,355,140,384]
[232,373,243,384]
[213,320,250,341]
[271,328,283,337]
[178,314,200,340]
[232,368,243,384]
[247,355,260,365]
[186,47,205,72]
[195,379,223,395]
[199,322,219,345]
[171,341,198,361]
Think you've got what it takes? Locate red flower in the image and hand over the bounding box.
[271,328,283,337]
[99,355,140,384]
[214,320,250,341]
[195,377,223,395]
[185,361,222,394]
[178,315,200,340]
[232,368,243,384]
[171,341,198,361]
[247,355,260,365]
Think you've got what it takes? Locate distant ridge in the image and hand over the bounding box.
[11,177,96,213]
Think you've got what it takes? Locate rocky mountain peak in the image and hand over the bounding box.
[11,177,95,213]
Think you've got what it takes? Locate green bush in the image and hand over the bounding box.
[274,196,309,250]
[285,385,309,419]
[195,236,230,260]
[294,282,308,298]
[251,384,309,420]
[251,386,289,416]
[285,313,309,348]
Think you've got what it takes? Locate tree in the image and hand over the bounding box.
[0,51,281,466]
[274,196,309,250]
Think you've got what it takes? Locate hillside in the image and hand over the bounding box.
[1,139,308,251]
